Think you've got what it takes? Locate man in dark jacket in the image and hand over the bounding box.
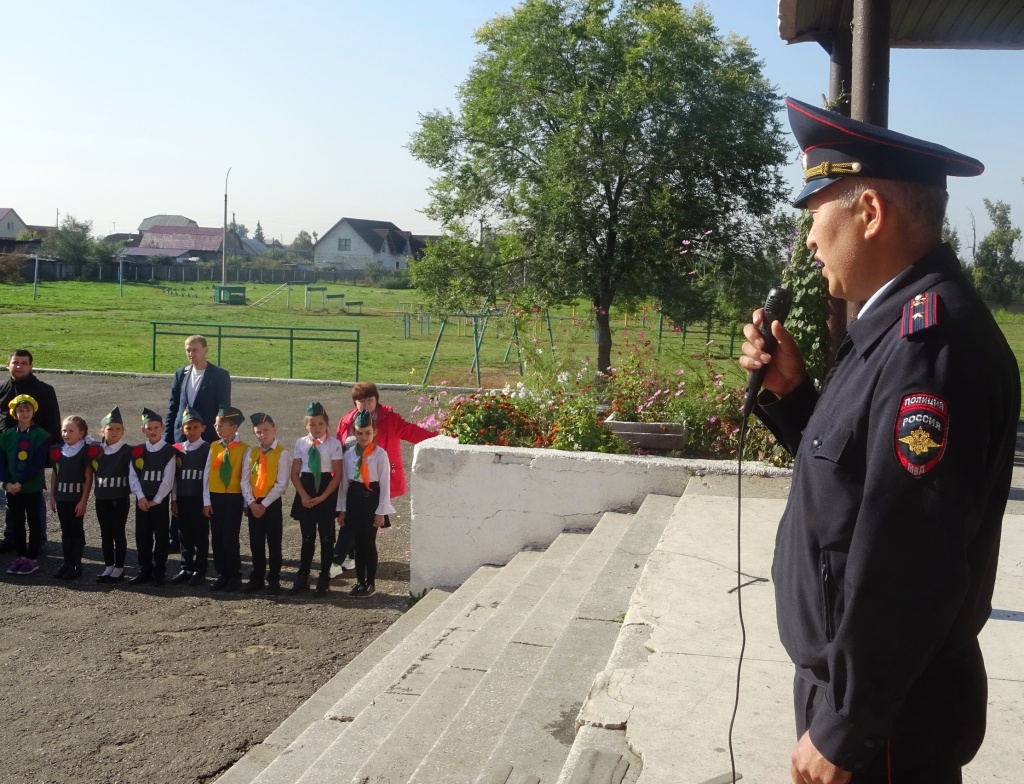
[164,335,231,445]
[740,99,1019,783]
[0,349,61,551]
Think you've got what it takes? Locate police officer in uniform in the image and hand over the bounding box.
[740,98,1020,783]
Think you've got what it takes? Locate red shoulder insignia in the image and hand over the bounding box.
[894,393,948,477]
[900,292,939,338]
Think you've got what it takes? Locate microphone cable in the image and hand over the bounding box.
[727,415,749,784]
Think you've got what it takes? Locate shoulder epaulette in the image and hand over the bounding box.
[900,292,940,338]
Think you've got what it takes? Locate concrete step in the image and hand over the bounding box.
[243,564,504,784]
[408,511,638,784]
[344,531,594,784]
[291,534,589,783]
[215,587,452,784]
[477,494,678,784]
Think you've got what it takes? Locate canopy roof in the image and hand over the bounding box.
[779,0,1024,49]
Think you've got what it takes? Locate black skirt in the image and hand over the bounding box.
[290,472,338,523]
[345,480,391,528]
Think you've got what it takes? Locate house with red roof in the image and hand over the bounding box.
[121,224,252,263]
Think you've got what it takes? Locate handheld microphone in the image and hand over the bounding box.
[742,286,792,419]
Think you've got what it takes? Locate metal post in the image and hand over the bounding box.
[354,331,360,381]
[222,167,231,286]
[289,329,294,379]
[152,323,157,371]
[422,318,448,386]
[119,258,124,297]
[473,317,481,387]
[32,254,39,299]
[852,0,890,126]
[657,312,664,354]
[545,310,555,354]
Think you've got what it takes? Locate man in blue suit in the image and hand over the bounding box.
[165,335,231,445]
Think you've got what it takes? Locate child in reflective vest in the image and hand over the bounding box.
[92,407,132,584]
[203,407,247,592]
[49,415,92,579]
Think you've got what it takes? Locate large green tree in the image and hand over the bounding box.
[40,215,118,265]
[409,0,789,371]
[970,199,1022,308]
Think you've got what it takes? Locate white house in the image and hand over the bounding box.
[0,208,29,240]
[312,217,435,271]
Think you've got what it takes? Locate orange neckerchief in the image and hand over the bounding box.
[355,442,376,489]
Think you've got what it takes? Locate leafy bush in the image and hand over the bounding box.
[416,332,791,466]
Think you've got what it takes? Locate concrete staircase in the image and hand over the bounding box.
[217,493,678,784]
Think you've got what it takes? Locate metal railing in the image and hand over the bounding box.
[150,321,360,380]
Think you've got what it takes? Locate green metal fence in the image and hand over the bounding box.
[151,321,360,380]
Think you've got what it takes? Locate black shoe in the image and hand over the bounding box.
[266,581,281,596]
[128,573,152,586]
[188,572,206,587]
[349,582,367,598]
[107,570,126,584]
[0,540,12,554]
[97,572,111,584]
[223,578,243,592]
[314,577,330,597]
[64,564,83,581]
[209,576,229,592]
[169,570,192,585]
[53,563,70,580]
[288,579,309,595]
[242,579,265,594]
[363,583,376,597]
[151,573,166,586]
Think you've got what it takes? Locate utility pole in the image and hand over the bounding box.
[222,167,231,286]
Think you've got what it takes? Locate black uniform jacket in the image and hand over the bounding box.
[756,244,1019,770]
[165,362,231,444]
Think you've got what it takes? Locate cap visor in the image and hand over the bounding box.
[792,176,843,209]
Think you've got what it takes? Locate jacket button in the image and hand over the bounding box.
[812,438,822,449]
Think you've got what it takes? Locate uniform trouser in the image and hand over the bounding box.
[135,497,170,577]
[210,492,243,581]
[55,500,86,566]
[2,488,48,544]
[332,524,355,564]
[346,481,381,585]
[176,495,209,574]
[246,498,282,583]
[794,644,987,784]
[96,497,129,567]
[7,490,43,558]
[297,515,335,579]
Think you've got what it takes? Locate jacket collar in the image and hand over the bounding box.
[846,243,960,357]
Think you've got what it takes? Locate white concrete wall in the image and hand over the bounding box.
[1,209,29,239]
[409,438,691,592]
[313,220,409,270]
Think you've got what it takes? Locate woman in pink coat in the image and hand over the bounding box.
[330,382,436,575]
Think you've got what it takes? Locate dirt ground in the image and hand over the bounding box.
[0,373,426,784]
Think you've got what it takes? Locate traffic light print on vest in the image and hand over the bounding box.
[894,393,948,477]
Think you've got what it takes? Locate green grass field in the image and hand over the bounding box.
[0,279,743,388]
[4,279,1023,415]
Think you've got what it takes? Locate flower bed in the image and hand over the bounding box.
[416,335,791,467]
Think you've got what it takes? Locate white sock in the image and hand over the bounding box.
[101,566,114,577]
[111,567,124,578]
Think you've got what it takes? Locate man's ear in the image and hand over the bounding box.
[858,188,886,240]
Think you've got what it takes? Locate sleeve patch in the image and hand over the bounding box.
[894,393,948,477]
[900,292,939,337]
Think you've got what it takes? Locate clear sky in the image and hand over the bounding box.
[4,1,1021,248]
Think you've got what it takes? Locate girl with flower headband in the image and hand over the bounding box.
[289,402,343,597]
[0,394,49,575]
[49,415,92,580]
[336,409,396,598]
